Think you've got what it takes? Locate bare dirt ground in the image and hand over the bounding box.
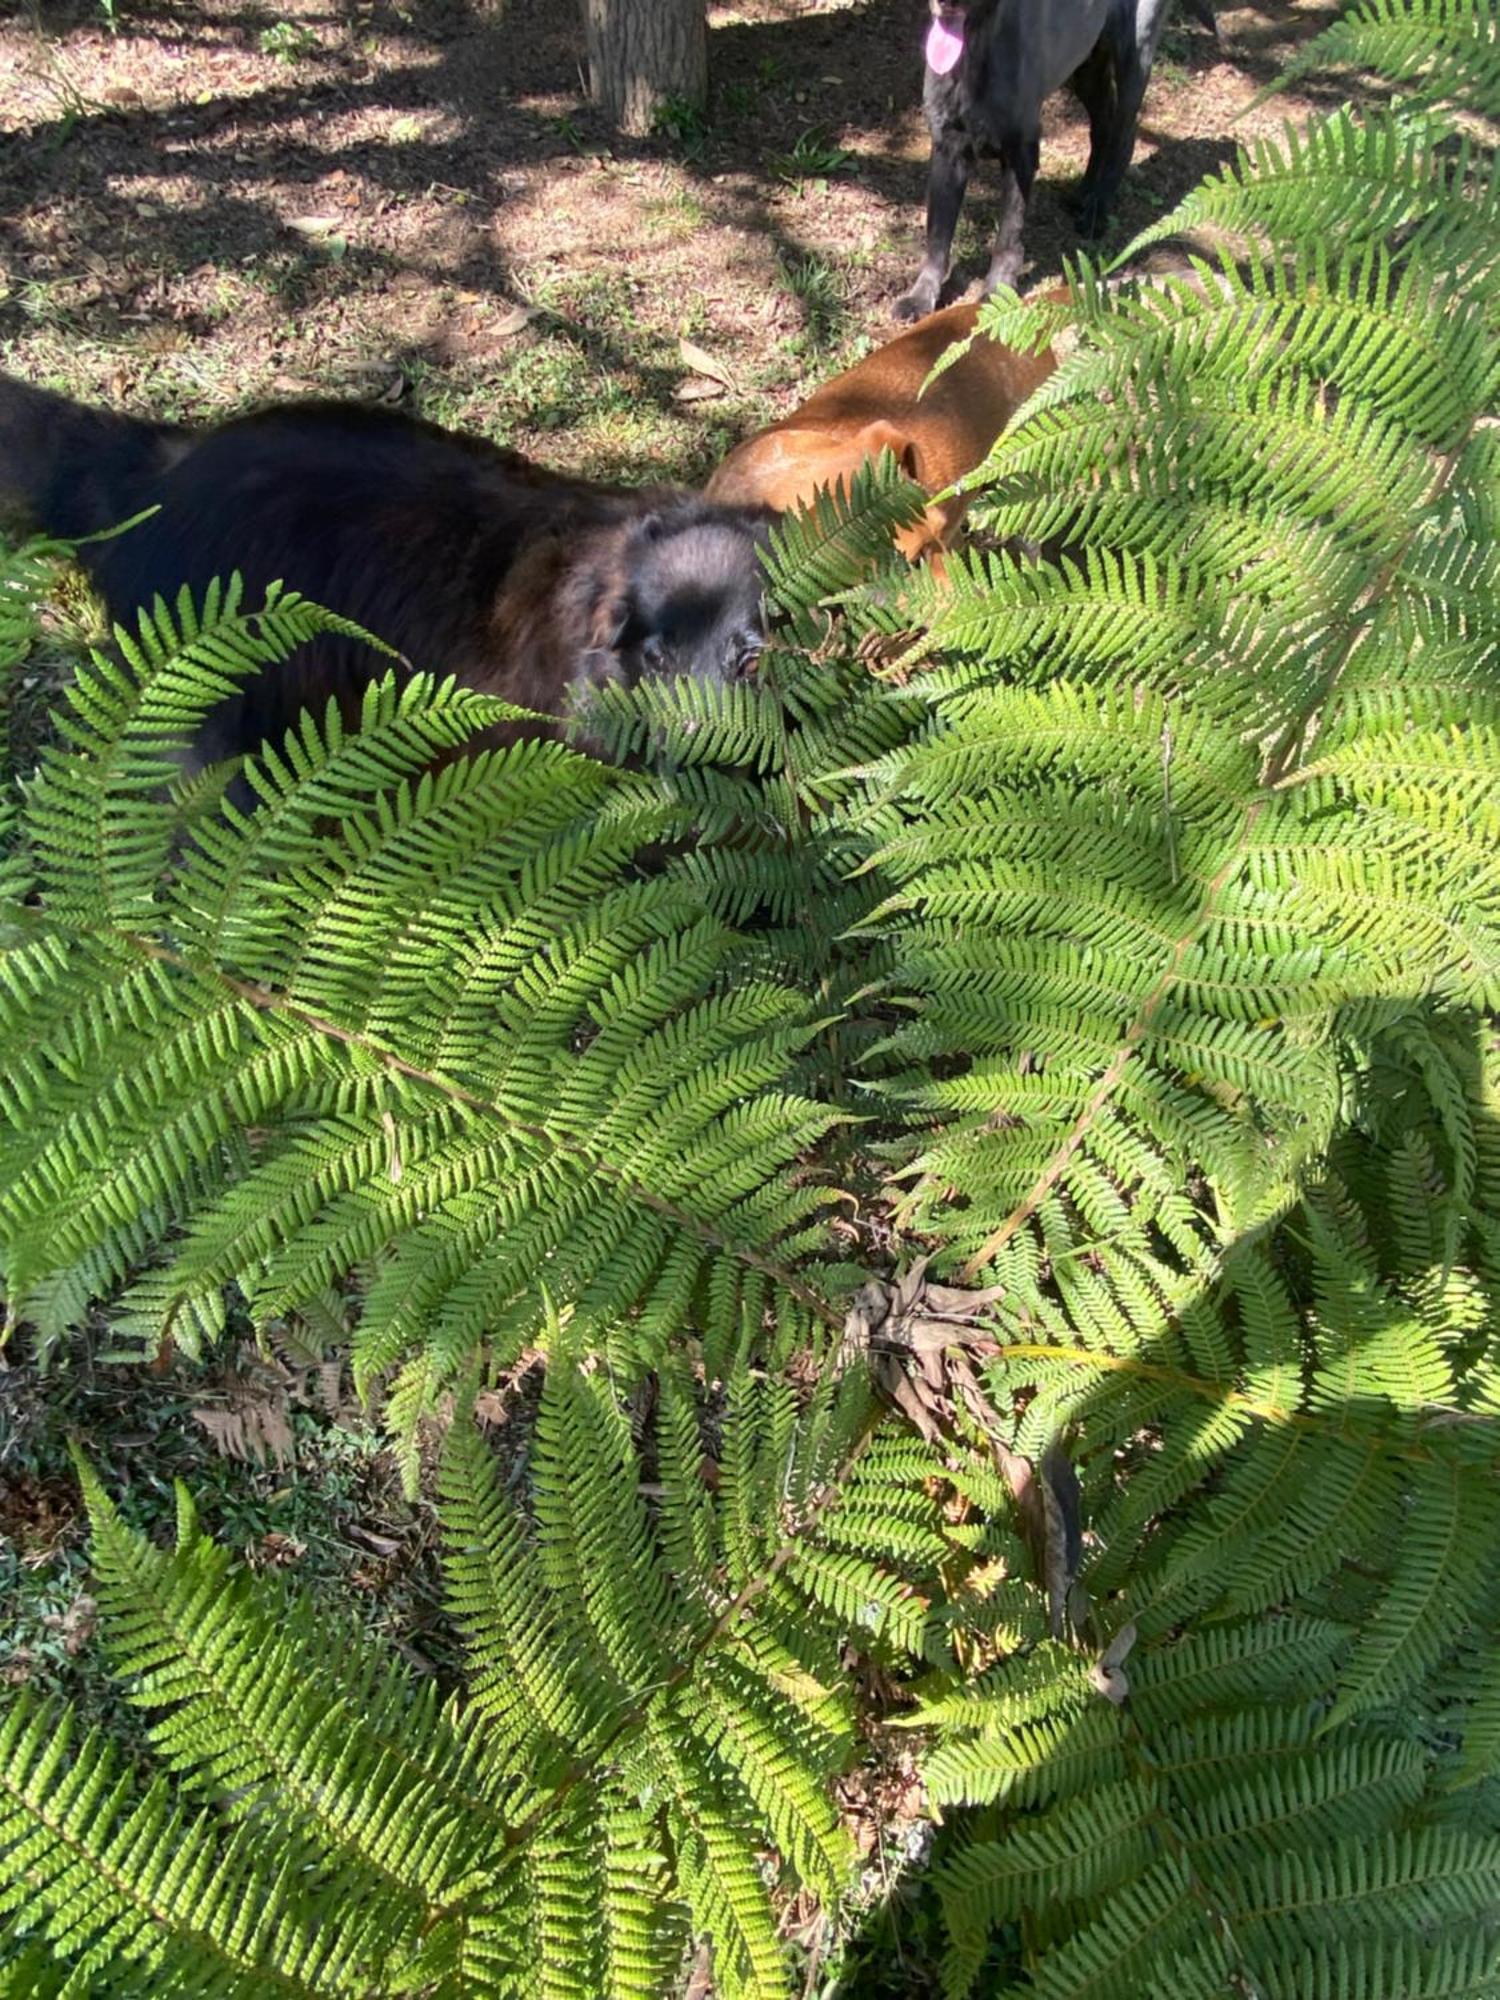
[1,0,1350,485]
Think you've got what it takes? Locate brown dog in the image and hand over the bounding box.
[705,296,1062,562]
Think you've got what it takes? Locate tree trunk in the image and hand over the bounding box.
[582,0,707,138]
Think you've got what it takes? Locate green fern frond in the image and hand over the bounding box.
[1129,111,1500,277]
[0,606,858,1448]
[760,450,928,619]
[73,1456,500,1900]
[5,1360,951,1996]
[0,535,73,680]
[1274,0,1500,117]
[925,1633,1500,2000]
[0,1689,392,1994]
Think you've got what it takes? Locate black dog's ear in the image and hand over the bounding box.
[580,564,659,687]
[566,519,637,658]
[589,588,635,655]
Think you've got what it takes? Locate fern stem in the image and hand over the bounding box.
[490,1403,884,1866]
[958,808,1260,1280]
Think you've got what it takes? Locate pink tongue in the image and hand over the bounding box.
[925,16,964,73]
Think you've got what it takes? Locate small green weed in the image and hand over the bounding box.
[258,19,321,63]
[770,127,856,191]
[651,92,709,160]
[777,249,854,354]
[640,186,708,241]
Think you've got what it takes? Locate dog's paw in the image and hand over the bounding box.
[980,262,1023,298]
[893,281,939,324]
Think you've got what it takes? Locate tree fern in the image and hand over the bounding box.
[2,0,1499,1992]
[0,1358,953,1996]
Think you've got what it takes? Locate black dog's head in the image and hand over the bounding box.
[575,501,775,699]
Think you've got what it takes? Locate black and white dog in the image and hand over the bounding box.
[895,0,1214,322]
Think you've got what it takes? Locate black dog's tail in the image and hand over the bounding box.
[0,373,184,545]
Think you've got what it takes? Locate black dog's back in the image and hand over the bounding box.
[0,373,185,548]
[89,405,570,675]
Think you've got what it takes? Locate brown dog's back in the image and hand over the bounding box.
[706,297,1060,559]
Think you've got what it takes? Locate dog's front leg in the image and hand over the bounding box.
[981,132,1039,295]
[895,137,970,323]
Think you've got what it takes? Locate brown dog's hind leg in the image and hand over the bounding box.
[896,137,971,323]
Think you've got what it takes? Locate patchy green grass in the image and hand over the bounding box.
[640,186,710,242]
[1,1314,451,1721]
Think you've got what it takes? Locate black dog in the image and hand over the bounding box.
[0,376,774,768]
[896,0,1214,322]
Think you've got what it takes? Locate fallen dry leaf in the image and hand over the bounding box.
[491,300,538,337]
[192,1387,295,1468]
[45,1595,97,1656]
[678,336,737,392]
[1089,1620,1137,1705]
[257,1532,306,1568]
